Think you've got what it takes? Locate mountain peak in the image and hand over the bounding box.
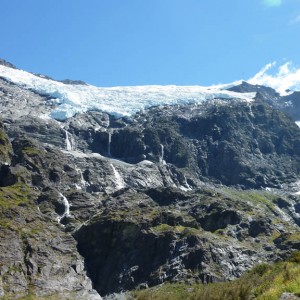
[0,58,16,69]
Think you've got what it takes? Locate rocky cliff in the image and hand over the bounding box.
[1,62,300,298]
[0,125,100,299]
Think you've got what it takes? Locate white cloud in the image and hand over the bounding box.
[249,62,276,81]
[248,62,300,95]
[263,0,282,7]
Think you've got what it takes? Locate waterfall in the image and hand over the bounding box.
[110,164,125,190]
[180,176,192,191]
[247,103,255,119]
[107,132,111,156]
[57,192,71,223]
[76,168,90,190]
[159,144,166,165]
[64,130,74,151]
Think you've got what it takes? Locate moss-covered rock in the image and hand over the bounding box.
[0,123,12,164]
[73,186,300,296]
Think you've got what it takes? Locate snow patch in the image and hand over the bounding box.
[0,65,255,121]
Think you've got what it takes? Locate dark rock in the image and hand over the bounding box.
[60,79,87,85]
[274,197,291,209]
[274,233,300,250]
[0,58,16,69]
[145,187,190,206]
[198,210,241,232]
[72,187,297,295]
[248,218,272,238]
[0,122,13,164]
[227,81,280,100]
[87,100,300,189]
[0,179,101,299]
[2,69,300,298]
[0,164,17,186]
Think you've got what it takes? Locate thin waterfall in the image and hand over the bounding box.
[76,168,90,190]
[107,132,111,157]
[110,164,125,190]
[180,176,192,191]
[57,192,71,223]
[248,103,254,118]
[159,144,166,165]
[64,130,73,151]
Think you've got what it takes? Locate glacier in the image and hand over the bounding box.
[2,62,300,121]
[0,65,255,121]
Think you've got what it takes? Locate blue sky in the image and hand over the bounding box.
[1,0,300,87]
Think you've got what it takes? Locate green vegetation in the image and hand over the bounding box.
[130,251,300,300]
[130,281,252,300]
[222,188,276,205]
[0,183,33,209]
[220,188,280,212]
[0,182,38,232]
[22,147,42,157]
[151,224,200,237]
[0,128,12,162]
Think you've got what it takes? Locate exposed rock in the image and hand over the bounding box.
[0,121,13,164]
[2,72,300,298]
[0,128,101,299]
[74,187,300,296]
[0,58,16,69]
[86,100,300,189]
[228,81,300,122]
[280,293,300,300]
[60,79,87,85]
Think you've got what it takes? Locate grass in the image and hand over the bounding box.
[22,147,42,157]
[0,128,12,162]
[218,188,282,217]
[151,224,200,237]
[130,251,300,300]
[0,183,33,209]
[222,188,277,207]
[0,182,38,233]
[130,281,253,300]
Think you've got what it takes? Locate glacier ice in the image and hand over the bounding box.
[0,65,255,121]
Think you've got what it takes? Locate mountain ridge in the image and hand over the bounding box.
[1,61,300,299]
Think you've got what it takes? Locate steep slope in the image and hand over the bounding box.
[228,81,300,122]
[130,251,300,300]
[1,60,300,298]
[89,100,300,188]
[74,187,300,295]
[0,126,101,299]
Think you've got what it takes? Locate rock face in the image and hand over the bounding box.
[1,67,300,298]
[0,126,101,299]
[0,59,16,69]
[228,81,300,122]
[74,187,300,295]
[96,100,300,188]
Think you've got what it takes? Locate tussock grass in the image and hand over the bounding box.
[130,251,300,300]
